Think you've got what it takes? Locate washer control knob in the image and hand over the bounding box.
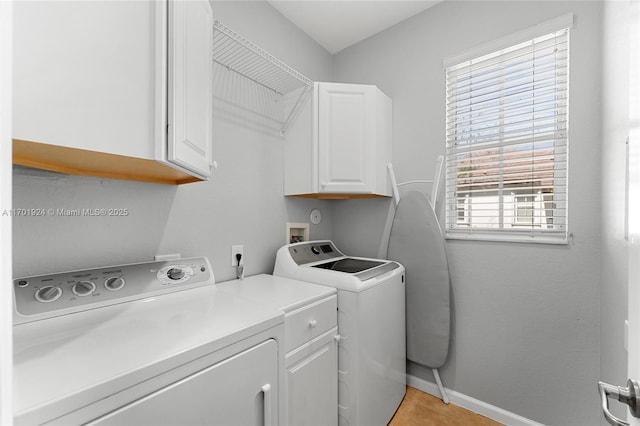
[35,285,62,303]
[104,277,125,291]
[311,246,321,255]
[167,267,185,280]
[72,280,96,297]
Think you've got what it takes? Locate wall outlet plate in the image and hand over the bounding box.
[231,245,244,266]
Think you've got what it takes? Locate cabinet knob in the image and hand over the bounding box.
[308,319,317,328]
[334,335,342,342]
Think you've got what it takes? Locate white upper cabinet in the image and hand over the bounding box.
[12,0,214,185]
[284,82,392,198]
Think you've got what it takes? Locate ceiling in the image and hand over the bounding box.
[267,1,442,54]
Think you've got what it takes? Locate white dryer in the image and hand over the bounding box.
[274,240,406,426]
[13,257,284,425]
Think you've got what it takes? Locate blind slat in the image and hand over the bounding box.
[447,117,567,142]
[446,99,566,131]
[447,30,569,72]
[446,80,568,111]
[447,46,568,83]
[448,133,567,154]
[447,55,569,94]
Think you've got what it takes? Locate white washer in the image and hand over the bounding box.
[274,240,406,426]
[13,257,284,425]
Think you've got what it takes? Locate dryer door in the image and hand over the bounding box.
[89,339,278,426]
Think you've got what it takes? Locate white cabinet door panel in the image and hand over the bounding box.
[13,0,156,159]
[318,83,376,194]
[167,0,214,178]
[89,339,278,426]
[286,329,338,426]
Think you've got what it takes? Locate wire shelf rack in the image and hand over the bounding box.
[213,19,313,134]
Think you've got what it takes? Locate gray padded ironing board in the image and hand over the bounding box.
[387,190,450,368]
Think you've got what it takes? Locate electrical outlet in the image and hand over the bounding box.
[231,245,244,266]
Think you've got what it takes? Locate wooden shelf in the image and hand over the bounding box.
[13,139,202,185]
[288,193,389,200]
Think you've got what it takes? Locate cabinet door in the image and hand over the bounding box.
[13,1,156,159]
[317,83,377,194]
[286,329,338,426]
[89,339,278,426]
[167,0,214,179]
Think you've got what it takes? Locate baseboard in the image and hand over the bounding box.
[407,374,545,426]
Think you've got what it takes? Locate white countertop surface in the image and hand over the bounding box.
[13,284,283,424]
[216,273,336,312]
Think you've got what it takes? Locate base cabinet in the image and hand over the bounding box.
[88,339,278,426]
[285,328,338,426]
[284,82,392,199]
[13,0,214,184]
[282,295,338,426]
[216,277,339,426]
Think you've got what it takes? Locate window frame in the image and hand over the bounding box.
[443,14,573,245]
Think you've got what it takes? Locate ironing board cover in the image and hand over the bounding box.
[387,190,450,368]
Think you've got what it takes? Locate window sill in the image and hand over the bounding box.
[445,231,569,245]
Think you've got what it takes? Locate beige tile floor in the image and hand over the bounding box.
[388,387,504,426]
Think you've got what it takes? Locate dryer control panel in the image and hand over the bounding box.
[13,257,213,324]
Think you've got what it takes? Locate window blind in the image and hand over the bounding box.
[445,28,569,243]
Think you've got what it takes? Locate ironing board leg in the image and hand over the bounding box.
[433,368,450,404]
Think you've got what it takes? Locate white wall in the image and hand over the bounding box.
[12,1,334,283]
[331,2,603,425]
[601,0,632,422]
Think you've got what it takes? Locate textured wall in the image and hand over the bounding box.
[331,2,603,425]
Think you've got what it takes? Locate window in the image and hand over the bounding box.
[444,17,571,244]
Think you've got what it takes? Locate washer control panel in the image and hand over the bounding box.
[13,257,213,324]
[288,241,344,265]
